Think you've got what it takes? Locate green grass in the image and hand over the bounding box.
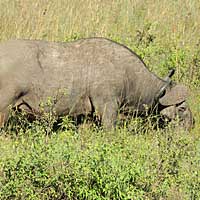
[0,0,200,199]
[0,121,199,199]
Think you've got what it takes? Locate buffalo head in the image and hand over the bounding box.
[157,71,194,130]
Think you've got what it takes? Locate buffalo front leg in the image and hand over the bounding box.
[101,101,118,130]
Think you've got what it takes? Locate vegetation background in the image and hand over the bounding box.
[0,0,200,199]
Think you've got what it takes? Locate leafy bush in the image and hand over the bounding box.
[0,120,199,199]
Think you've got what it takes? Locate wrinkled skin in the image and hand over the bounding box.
[0,38,194,130]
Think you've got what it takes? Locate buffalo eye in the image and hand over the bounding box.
[178,106,186,112]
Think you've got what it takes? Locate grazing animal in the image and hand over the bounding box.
[0,38,194,130]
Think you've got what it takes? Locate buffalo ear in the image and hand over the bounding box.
[159,84,190,106]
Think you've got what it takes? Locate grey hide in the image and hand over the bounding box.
[0,38,194,130]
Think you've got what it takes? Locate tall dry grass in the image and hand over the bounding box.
[0,0,200,46]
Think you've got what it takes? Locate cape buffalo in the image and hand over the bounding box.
[0,38,194,130]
